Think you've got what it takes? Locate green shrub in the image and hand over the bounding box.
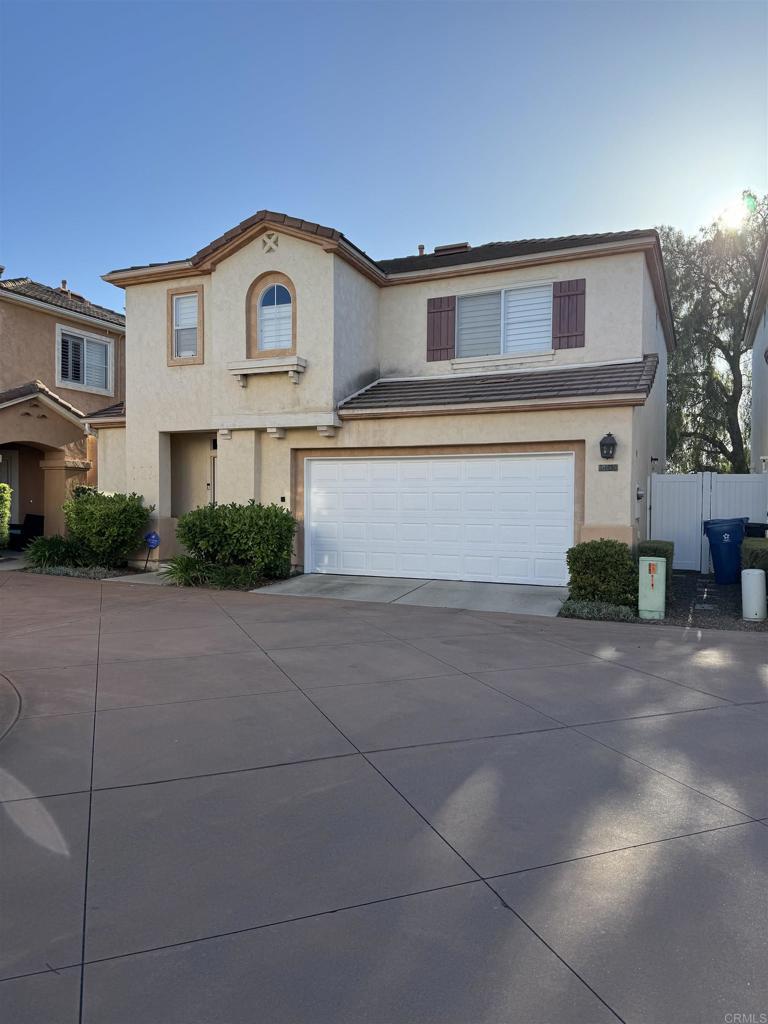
[559,599,637,622]
[0,482,11,548]
[176,501,296,579]
[162,555,263,590]
[636,540,674,599]
[25,534,84,569]
[161,554,212,588]
[63,490,152,567]
[742,537,768,574]
[566,539,638,608]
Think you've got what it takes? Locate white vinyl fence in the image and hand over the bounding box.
[648,473,768,571]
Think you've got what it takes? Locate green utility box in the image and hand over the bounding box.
[638,556,666,620]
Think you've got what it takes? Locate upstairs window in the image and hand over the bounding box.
[167,286,204,365]
[258,284,292,350]
[173,293,199,358]
[57,326,112,394]
[456,284,554,359]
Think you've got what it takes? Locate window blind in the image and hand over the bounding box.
[456,292,502,358]
[174,294,198,358]
[503,285,553,354]
[85,340,108,390]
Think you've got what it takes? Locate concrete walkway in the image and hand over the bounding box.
[259,573,569,616]
[1,572,766,1023]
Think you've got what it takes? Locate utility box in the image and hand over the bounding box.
[639,556,666,620]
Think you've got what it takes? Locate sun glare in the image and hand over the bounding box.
[717,196,749,230]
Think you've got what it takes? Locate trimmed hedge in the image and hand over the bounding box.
[742,537,768,574]
[566,539,638,608]
[63,490,152,567]
[0,482,11,549]
[175,501,297,579]
[559,599,637,622]
[637,539,674,599]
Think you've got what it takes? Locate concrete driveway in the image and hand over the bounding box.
[1,572,766,1024]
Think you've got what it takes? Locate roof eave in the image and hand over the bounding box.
[102,260,197,288]
[0,288,125,332]
[339,392,649,419]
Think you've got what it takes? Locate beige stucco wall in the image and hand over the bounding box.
[751,309,768,472]
[377,251,647,378]
[332,256,379,402]
[259,404,636,537]
[95,427,127,493]
[0,299,125,414]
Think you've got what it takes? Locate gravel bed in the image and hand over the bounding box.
[664,571,768,633]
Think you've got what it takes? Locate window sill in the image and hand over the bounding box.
[450,351,555,374]
[227,355,308,386]
[55,377,114,398]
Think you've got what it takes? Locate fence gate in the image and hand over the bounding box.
[648,473,768,571]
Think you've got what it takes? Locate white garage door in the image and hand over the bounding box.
[306,454,574,586]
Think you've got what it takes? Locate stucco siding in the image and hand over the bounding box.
[95,428,127,493]
[332,256,379,403]
[377,252,646,378]
[0,300,125,413]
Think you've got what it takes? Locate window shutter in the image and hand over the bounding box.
[426,296,456,361]
[552,279,586,349]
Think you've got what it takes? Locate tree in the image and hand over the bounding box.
[660,191,768,473]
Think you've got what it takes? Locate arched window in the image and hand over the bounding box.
[259,284,292,350]
[247,273,296,357]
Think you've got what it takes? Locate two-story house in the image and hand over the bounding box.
[745,239,768,473]
[0,274,126,537]
[96,211,672,585]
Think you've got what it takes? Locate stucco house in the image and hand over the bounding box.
[94,211,672,585]
[0,274,125,536]
[745,239,768,473]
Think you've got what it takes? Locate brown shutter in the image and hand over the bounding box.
[426,296,456,361]
[552,279,586,349]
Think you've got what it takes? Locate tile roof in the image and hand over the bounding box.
[86,400,125,419]
[339,356,659,413]
[0,277,125,327]
[0,379,85,418]
[105,211,659,279]
[377,230,659,274]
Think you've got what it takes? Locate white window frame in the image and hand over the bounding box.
[455,279,555,360]
[55,324,114,397]
[257,283,293,352]
[172,292,199,360]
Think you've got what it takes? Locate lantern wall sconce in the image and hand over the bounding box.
[599,433,618,459]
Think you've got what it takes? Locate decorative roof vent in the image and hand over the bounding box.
[433,242,470,256]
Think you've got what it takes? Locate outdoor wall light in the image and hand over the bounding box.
[599,433,618,459]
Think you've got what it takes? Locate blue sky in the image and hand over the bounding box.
[1,0,766,311]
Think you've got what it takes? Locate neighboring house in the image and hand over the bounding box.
[745,240,768,473]
[96,211,672,585]
[0,274,125,535]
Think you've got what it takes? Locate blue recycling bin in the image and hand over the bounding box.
[703,518,748,584]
